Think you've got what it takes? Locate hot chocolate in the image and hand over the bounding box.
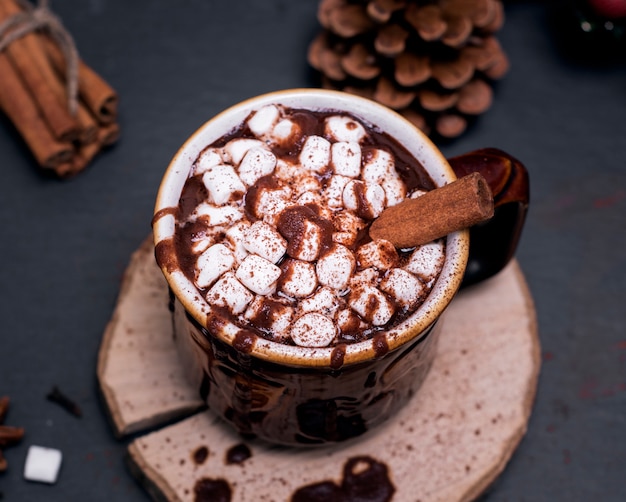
[153,89,473,445]
[169,104,445,348]
[153,89,527,445]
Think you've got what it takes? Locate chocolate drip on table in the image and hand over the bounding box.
[225,443,251,465]
[194,478,231,502]
[291,455,395,502]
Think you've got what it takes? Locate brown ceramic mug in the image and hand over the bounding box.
[152,89,528,446]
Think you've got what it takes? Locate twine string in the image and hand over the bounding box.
[0,0,79,115]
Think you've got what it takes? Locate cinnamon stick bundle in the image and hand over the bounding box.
[0,0,120,177]
[56,122,120,177]
[370,172,494,247]
[42,36,118,125]
[0,0,78,141]
[0,51,73,169]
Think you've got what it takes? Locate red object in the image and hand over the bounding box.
[588,0,626,18]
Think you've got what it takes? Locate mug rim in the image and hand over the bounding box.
[153,88,469,368]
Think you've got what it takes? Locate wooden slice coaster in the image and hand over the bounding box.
[97,238,205,437]
[98,237,540,501]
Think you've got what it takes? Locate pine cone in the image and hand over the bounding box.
[308,0,509,139]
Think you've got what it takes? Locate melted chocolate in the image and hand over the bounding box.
[232,331,256,354]
[192,446,209,465]
[151,206,177,228]
[244,175,282,221]
[179,175,208,221]
[277,205,334,259]
[330,344,347,370]
[193,478,231,502]
[351,179,375,220]
[225,443,252,465]
[372,334,390,358]
[154,238,177,274]
[205,310,229,337]
[291,456,395,502]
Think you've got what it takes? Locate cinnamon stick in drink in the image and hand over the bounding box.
[370,172,494,247]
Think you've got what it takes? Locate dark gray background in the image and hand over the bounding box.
[1,1,625,500]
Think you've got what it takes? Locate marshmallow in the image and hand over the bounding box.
[381,176,406,207]
[206,272,253,314]
[244,297,294,342]
[297,191,333,220]
[296,190,324,208]
[24,445,63,484]
[364,151,400,205]
[316,244,355,290]
[236,254,282,295]
[247,104,280,137]
[195,243,236,289]
[409,189,428,199]
[292,175,323,198]
[290,312,336,347]
[275,163,324,200]
[274,158,298,181]
[193,147,223,175]
[193,202,244,226]
[332,211,366,247]
[223,138,266,165]
[189,228,220,255]
[190,239,212,255]
[224,220,250,264]
[343,180,386,219]
[202,164,246,205]
[239,147,277,186]
[337,308,366,335]
[380,268,425,307]
[331,141,362,178]
[299,135,331,172]
[291,219,324,262]
[350,267,379,288]
[248,183,292,223]
[279,259,318,298]
[405,240,445,283]
[325,174,352,209]
[271,118,300,145]
[362,148,395,184]
[356,239,399,270]
[278,209,325,262]
[349,284,395,326]
[243,221,287,263]
[300,286,340,318]
[325,115,366,143]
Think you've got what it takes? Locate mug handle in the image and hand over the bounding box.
[447,148,530,287]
